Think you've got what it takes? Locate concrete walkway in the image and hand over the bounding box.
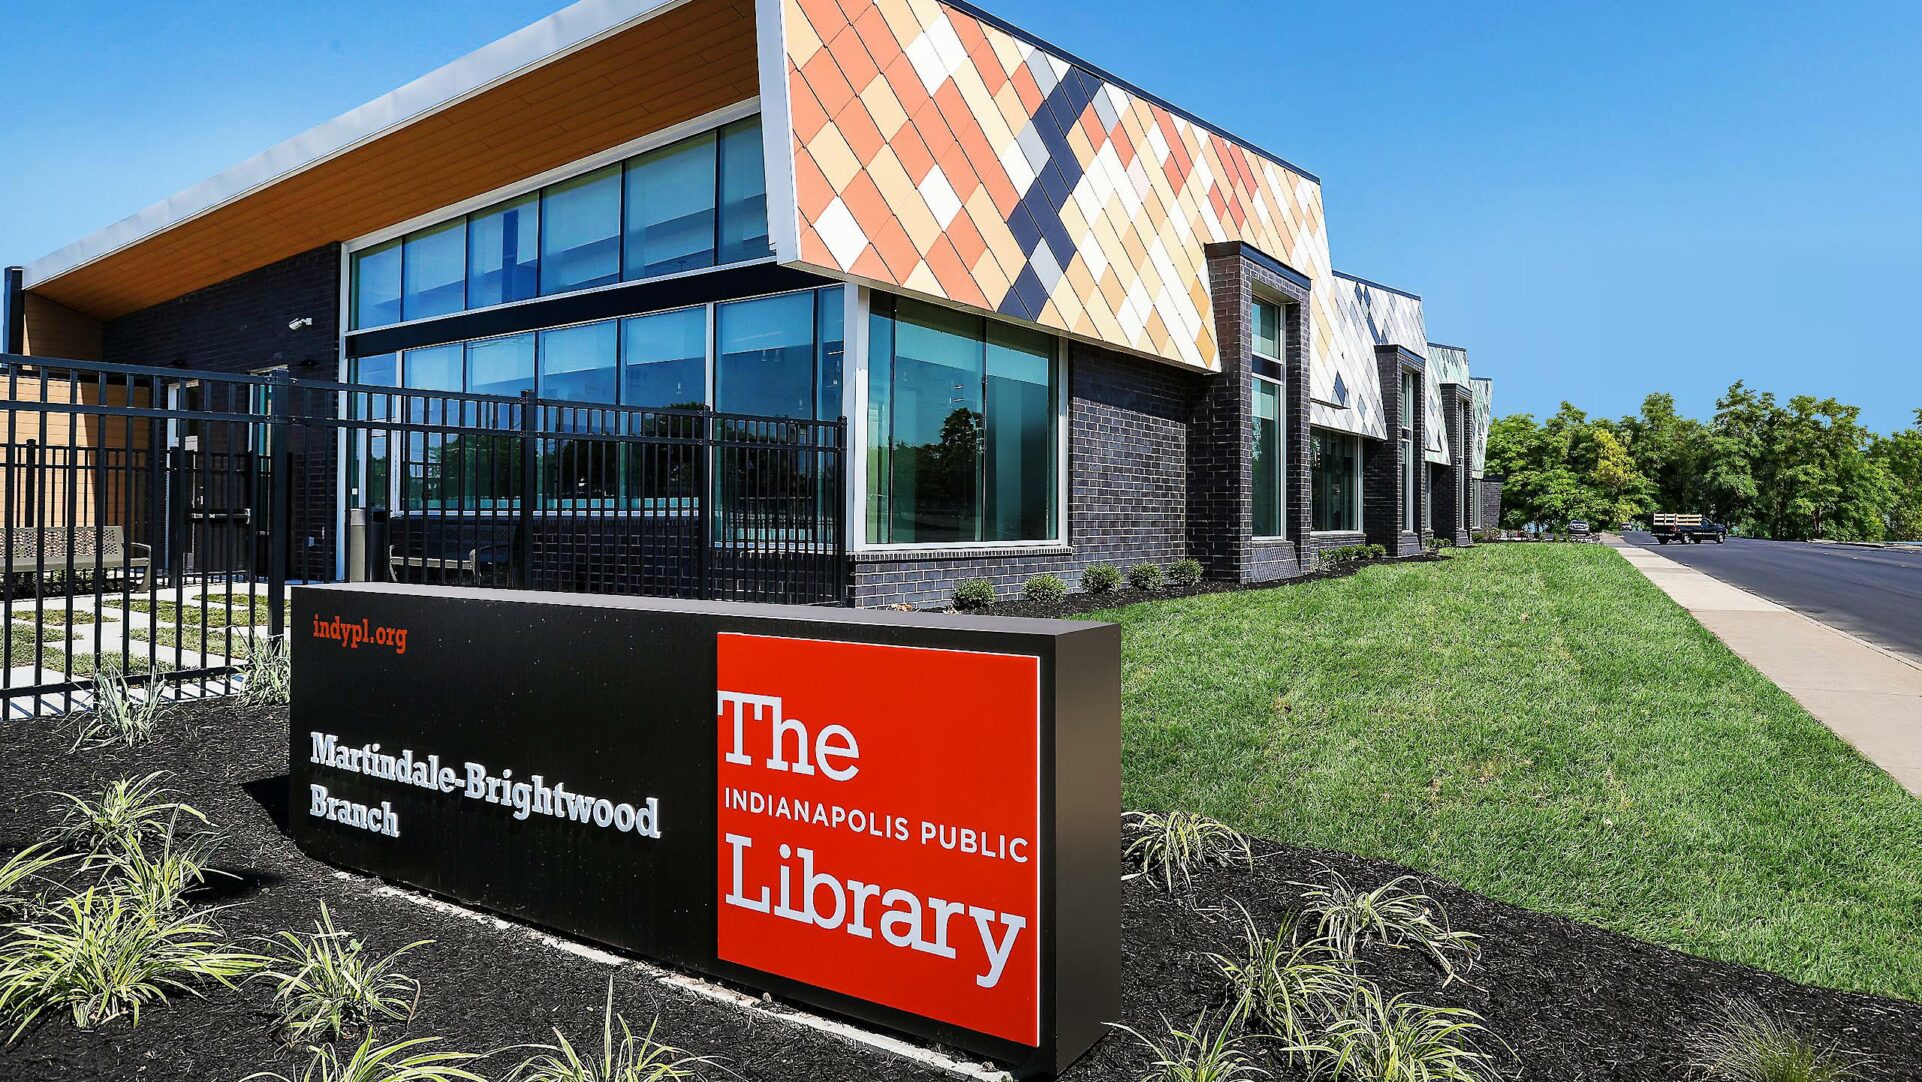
[1612,539,1922,795]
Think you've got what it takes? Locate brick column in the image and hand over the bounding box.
[1434,384,1472,546]
[1192,242,1313,583]
[1363,345,1424,556]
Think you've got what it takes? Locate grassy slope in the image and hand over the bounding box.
[1098,544,1922,1002]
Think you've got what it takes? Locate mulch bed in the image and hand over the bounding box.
[977,553,1448,620]
[3,699,1918,1081]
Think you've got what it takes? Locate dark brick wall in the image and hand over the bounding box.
[1477,475,1504,537]
[851,340,1199,607]
[103,245,342,581]
[1363,346,1425,557]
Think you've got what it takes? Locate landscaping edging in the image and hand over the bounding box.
[4,696,1918,1081]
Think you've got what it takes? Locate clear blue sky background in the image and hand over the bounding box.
[4,1,1918,431]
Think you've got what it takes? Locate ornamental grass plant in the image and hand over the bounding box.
[259,902,428,1044]
[1297,872,1480,985]
[42,773,206,863]
[0,887,265,1039]
[1687,999,1861,1082]
[509,976,727,1082]
[1124,810,1253,896]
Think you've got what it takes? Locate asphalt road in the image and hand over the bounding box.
[1621,532,1922,663]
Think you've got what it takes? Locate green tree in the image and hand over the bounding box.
[1869,410,1922,541]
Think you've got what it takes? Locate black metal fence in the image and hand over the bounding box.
[0,354,847,714]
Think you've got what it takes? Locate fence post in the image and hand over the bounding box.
[695,411,711,600]
[517,389,537,588]
[834,417,849,605]
[266,371,292,639]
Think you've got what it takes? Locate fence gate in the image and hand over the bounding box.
[1,353,848,716]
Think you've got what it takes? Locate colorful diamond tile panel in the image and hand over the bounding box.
[774,0,1393,440]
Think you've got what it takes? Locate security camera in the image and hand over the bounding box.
[288,316,314,331]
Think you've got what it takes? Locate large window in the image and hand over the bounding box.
[349,286,843,510]
[866,296,1058,545]
[348,116,773,330]
[1252,298,1284,364]
[467,194,539,309]
[624,134,716,279]
[1311,429,1361,533]
[541,166,622,295]
[1252,377,1284,537]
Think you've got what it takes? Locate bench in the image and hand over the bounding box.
[4,526,150,587]
[386,521,517,585]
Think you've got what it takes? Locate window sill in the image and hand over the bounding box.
[853,544,1071,562]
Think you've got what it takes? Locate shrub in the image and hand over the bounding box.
[509,976,724,1082]
[245,1035,486,1082]
[0,887,265,1038]
[1208,904,1349,1054]
[259,903,428,1044]
[1022,574,1069,604]
[1081,564,1122,594]
[1687,998,1861,1082]
[69,667,166,751]
[1321,986,1502,1082]
[1109,1008,1273,1082]
[1123,810,1252,895]
[1297,872,1480,985]
[1168,558,1204,587]
[44,774,207,863]
[1128,563,1165,591]
[951,578,997,612]
[1319,544,1388,569]
[240,635,292,708]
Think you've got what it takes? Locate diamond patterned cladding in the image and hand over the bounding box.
[1332,273,1447,463]
[779,0,1389,440]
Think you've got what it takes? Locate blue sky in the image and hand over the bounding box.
[4,1,1918,432]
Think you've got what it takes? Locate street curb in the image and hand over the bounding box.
[1808,538,1890,550]
[1615,545,1922,675]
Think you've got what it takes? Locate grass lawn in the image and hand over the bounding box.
[107,595,284,627]
[11,605,114,625]
[6,622,70,656]
[130,624,261,657]
[1096,543,1922,1002]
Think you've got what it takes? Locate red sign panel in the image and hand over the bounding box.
[716,634,1042,1046]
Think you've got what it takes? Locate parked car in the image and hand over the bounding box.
[1650,513,1727,544]
[1568,520,1591,539]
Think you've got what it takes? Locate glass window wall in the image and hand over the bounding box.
[866,295,1058,545]
[1311,428,1361,532]
[349,117,771,331]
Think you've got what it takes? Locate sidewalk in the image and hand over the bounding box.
[1612,540,1922,795]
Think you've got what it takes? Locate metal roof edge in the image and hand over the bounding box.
[1332,269,1421,301]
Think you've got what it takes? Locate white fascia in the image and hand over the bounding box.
[22,0,696,289]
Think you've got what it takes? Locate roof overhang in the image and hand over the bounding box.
[23,0,759,320]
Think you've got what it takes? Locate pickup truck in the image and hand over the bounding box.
[1651,513,1727,544]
